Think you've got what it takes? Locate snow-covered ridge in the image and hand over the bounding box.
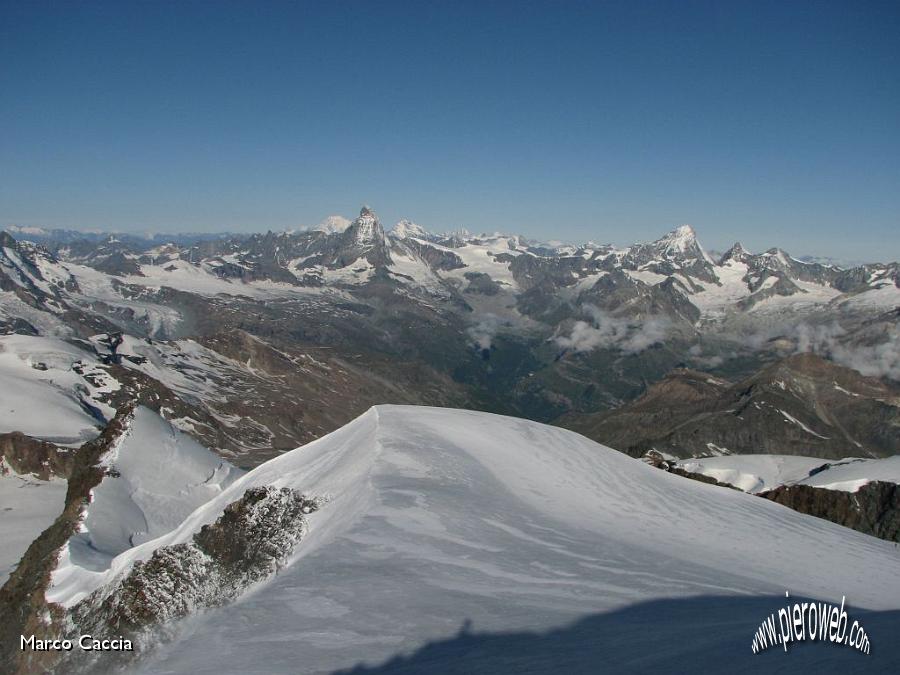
[121,404,900,674]
[48,405,900,621]
[678,454,900,494]
[312,215,352,234]
[48,407,242,606]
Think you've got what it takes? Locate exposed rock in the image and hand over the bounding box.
[464,272,502,296]
[642,450,740,490]
[0,433,73,479]
[63,486,325,673]
[760,482,900,543]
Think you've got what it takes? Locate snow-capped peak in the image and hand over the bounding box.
[392,219,428,240]
[314,215,352,234]
[628,224,715,266]
[349,206,383,245]
[657,224,699,254]
[762,247,794,268]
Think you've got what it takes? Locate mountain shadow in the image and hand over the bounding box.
[335,594,900,674]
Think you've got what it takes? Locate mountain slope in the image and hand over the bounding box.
[69,405,900,674]
[561,353,900,459]
[0,468,67,585]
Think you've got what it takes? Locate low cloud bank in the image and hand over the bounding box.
[555,306,670,354]
[793,322,900,380]
[729,320,900,381]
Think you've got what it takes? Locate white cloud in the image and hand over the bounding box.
[555,306,670,354]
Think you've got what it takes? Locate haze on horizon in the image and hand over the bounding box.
[1,1,898,261]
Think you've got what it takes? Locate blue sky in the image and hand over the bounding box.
[1,0,898,260]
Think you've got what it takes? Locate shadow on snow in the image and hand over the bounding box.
[335,594,900,674]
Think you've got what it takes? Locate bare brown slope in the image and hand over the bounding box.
[559,353,900,459]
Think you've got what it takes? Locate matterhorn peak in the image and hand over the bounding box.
[345,205,386,249]
[353,206,381,232]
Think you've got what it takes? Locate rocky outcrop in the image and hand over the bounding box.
[400,238,465,271]
[645,450,899,544]
[0,433,73,479]
[64,486,325,673]
[759,482,900,543]
[642,451,741,490]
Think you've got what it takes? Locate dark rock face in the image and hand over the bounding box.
[194,486,321,571]
[645,450,899,545]
[0,433,73,479]
[79,487,321,629]
[577,270,701,325]
[737,275,802,310]
[464,272,502,295]
[506,253,586,293]
[400,238,465,271]
[760,482,900,543]
[833,263,899,293]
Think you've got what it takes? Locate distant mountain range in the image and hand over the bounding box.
[1,207,897,461]
[3,208,900,673]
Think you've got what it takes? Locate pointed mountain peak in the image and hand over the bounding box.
[762,247,793,266]
[645,224,716,265]
[656,224,698,251]
[352,206,382,236]
[353,205,380,227]
[720,242,751,264]
[345,205,386,251]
